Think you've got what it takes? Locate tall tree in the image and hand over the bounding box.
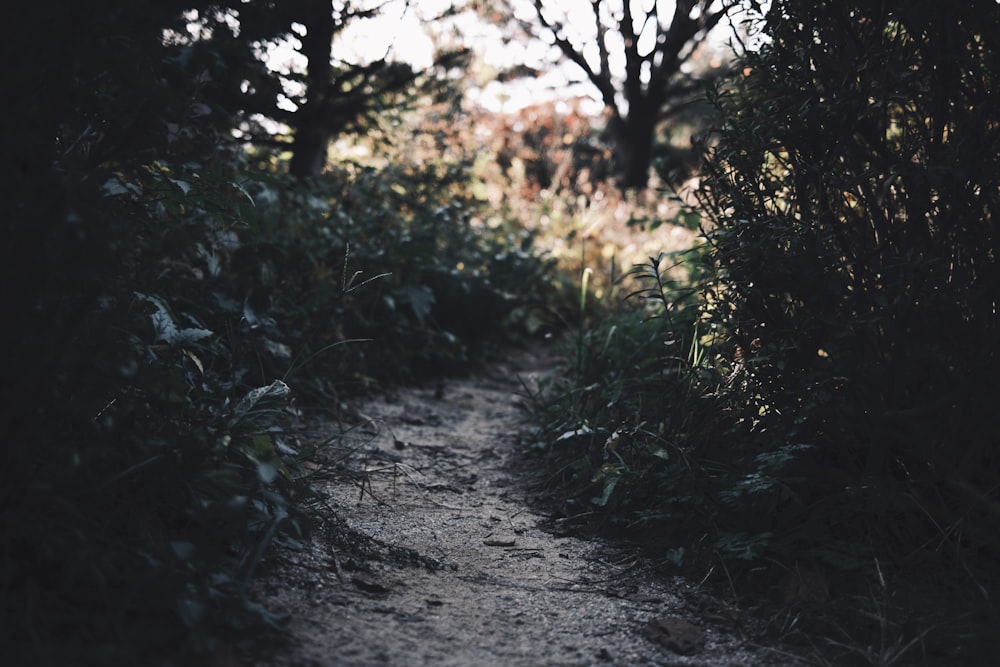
[509,0,740,189]
[179,1,467,179]
[278,0,422,179]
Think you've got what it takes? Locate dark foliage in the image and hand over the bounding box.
[698,0,1000,570]
[232,158,556,392]
[526,250,728,544]
[529,0,1000,660]
[0,2,555,665]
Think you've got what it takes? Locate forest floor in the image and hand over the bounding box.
[248,343,810,666]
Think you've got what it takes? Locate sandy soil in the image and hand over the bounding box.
[252,345,806,666]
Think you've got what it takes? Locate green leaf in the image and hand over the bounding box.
[170,541,196,561]
[554,425,593,443]
[231,381,291,425]
[177,597,205,627]
[150,309,213,346]
[255,459,278,485]
[167,177,191,195]
[101,179,130,196]
[651,448,671,461]
[665,547,685,567]
[397,285,435,325]
[261,337,292,359]
[595,472,620,507]
[231,181,256,206]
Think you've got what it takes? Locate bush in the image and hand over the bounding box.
[529,2,1000,659]
[0,5,559,662]
[232,157,558,391]
[1,136,311,665]
[2,111,562,665]
[526,249,729,545]
[697,0,1000,569]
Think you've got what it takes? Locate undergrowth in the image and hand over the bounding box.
[2,144,555,665]
[526,1,1000,663]
[0,6,559,663]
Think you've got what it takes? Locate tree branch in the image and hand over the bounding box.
[592,0,611,82]
[645,0,711,107]
[530,0,618,112]
[621,0,644,110]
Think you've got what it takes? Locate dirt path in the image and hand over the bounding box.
[253,345,800,666]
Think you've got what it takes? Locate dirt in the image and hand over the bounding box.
[251,344,806,666]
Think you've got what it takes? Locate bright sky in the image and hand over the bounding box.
[263,0,745,114]
[262,0,612,113]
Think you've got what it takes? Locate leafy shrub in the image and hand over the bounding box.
[1,139,313,665]
[530,5,1000,648]
[696,0,1000,570]
[2,9,561,658]
[232,157,558,391]
[526,249,730,546]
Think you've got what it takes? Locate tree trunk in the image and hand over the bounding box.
[288,0,336,180]
[609,108,657,190]
[289,114,332,179]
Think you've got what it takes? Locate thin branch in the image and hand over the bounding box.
[531,0,618,111]
[702,1,742,39]
[591,0,612,81]
[621,0,644,108]
[647,0,725,107]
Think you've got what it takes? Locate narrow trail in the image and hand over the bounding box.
[253,345,799,666]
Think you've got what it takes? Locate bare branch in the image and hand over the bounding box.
[515,0,741,188]
[592,0,611,81]
[530,0,619,112]
[648,0,705,90]
[702,1,742,37]
[621,0,643,107]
